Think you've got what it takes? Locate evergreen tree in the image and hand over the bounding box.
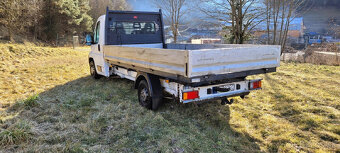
[0,0,131,44]
[43,0,93,42]
[89,0,130,27]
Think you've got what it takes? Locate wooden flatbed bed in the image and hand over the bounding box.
[104,44,280,84]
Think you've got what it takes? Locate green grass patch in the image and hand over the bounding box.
[62,98,95,110]
[0,121,32,146]
[63,142,85,153]
[7,94,40,112]
[23,94,39,108]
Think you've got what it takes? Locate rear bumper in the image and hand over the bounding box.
[178,68,275,86]
[182,90,250,103]
[180,80,255,103]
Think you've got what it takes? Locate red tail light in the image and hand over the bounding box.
[183,91,199,100]
[250,80,262,90]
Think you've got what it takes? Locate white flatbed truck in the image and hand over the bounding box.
[85,9,281,110]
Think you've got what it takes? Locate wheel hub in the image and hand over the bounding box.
[140,88,149,102]
[90,65,95,75]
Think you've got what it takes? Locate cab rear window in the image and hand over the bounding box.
[106,13,163,45]
[109,21,159,35]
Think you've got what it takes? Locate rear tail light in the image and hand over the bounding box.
[183,91,199,100]
[250,80,262,90]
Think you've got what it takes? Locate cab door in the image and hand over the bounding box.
[90,16,109,76]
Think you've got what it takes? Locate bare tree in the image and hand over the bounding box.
[265,0,310,53]
[199,0,265,44]
[153,0,188,43]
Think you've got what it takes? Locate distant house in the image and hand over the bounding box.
[302,4,340,38]
[253,17,305,43]
[164,25,222,43]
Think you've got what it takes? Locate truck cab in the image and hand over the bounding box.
[88,9,165,78]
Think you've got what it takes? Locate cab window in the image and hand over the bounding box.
[94,22,100,44]
[109,21,158,35]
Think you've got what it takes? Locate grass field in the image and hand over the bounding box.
[0,43,339,152]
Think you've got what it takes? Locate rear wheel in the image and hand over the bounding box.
[89,60,101,79]
[138,80,152,109]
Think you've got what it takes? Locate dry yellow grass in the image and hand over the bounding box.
[0,43,89,109]
[0,43,339,152]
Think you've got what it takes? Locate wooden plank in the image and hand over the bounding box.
[103,45,188,76]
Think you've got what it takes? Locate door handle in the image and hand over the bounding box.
[98,44,100,51]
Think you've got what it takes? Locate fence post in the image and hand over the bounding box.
[73,36,79,49]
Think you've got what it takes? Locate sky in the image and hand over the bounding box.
[126,0,340,11]
[127,0,158,11]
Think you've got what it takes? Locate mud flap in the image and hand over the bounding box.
[148,74,163,110]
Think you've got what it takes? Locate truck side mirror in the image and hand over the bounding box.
[85,34,93,46]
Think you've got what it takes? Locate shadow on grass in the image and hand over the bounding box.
[2,76,261,152]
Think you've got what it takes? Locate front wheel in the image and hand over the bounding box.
[138,80,152,109]
[89,60,101,79]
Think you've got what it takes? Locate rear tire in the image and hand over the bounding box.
[138,80,152,109]
[89,60,101,79]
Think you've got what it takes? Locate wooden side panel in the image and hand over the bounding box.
[188,45,281,78]
[103,44,281,80]
[103,45,188,76]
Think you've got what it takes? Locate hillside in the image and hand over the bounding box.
[0,43,339,152]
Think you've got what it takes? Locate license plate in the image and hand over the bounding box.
[219,84,235,91]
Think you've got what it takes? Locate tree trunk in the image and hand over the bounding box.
[8,26,14,42]
[56,33,59,47]
[229,0,237,44]
[273,0,281,45]
[173,31,177,43]
[239,33,244,44]
[266,0,271,44]
[237,1,243,44]
[173,25,178,43]
[34,25,37,41]
[281,0,294,55]
[278,1,286,45]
